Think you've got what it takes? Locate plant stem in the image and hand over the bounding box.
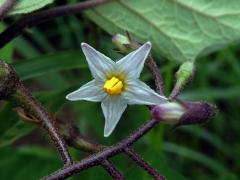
[114,34,165,96]
[14,97,124,179]
[145,55,165,96]
[43,119,160,180]
[12,82,72,165]
[59,120,164,179]
[0,62,164,179]
[0,0,110,48]
[22,113,160,180]
[101,160,125,180]
[124,147,165,180]
[0,0,16,19]
[59,120,124,179]
[59,120,105,153]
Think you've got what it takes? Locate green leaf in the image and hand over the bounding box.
[0,0,54,15]
[0,121,34,148]
[0,146,61,180]
[14,37,41,59]
[12,50,86,80]
[141,149,188,180]
[0,23,13,62]
[163,142,230,175]
[0,103,33,148]
[219,173,239,180]
[86,0,240,62]
[181,86,240,100]
[179,126,240,158]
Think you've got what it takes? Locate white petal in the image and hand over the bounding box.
[123,80,167,105]
[101,96,127,137]
[66,80,105,102]
[116,42,151,79]
[81,43,116,80]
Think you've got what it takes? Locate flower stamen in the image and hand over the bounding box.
[103,76,123,95]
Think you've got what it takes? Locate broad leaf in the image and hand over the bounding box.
[0,0,54,15]
[86,0,240,62]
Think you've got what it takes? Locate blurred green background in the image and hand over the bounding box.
[0,0,240,179]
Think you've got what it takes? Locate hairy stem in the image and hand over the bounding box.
[113,34,165,96]
[15,102,124,179]
[43,119,160,180]
[145,55,165,96]
[59,120,163,179]
[12,82,72,165]
[0,62,164,179]
[0,0,16,19]
[124,147,165,180]
[57,119,124,179]
[59,120,105,153]
[0,0,110,48]
[101,160,125,180]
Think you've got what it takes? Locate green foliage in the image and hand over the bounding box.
[163,142,228,175]
[0,0,54,15]
[0,104,34,148]
[86,0,240,62]
[0,23,13,62]
[0,146,61,180]
[13,50,86,80]
[0,88,74,148]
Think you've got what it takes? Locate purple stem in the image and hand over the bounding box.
[127,38,165,96]
[0,0,16,19]
[0,0,111,48]
[145,56,165,96]
[101,160,125,180]
[60,119,163,179]
[13,82,72,165]
[124,147,165,180]
[43,119,160,180]
[59,121,125,179]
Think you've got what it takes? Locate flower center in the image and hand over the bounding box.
[103,76,123,95]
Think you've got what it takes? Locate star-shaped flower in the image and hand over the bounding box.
[66,42,167,137]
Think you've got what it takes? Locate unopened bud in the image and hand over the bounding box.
[176,61,194,81]
[0,61,19,99]
[151,102,185,125]
[112,34,132,53]
[170,61,195,99]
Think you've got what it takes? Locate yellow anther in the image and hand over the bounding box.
[103,76,123,95]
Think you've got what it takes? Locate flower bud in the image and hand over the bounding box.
[112,34,132,53]
[176,61,194,81]
[0,61,19,99]
[151,102,185,125]
[170,61,195,99]
[151,100,216,126]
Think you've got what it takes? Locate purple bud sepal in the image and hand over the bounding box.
[177,100,216,126]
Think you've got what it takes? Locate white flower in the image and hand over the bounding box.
[66,42,167,137]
